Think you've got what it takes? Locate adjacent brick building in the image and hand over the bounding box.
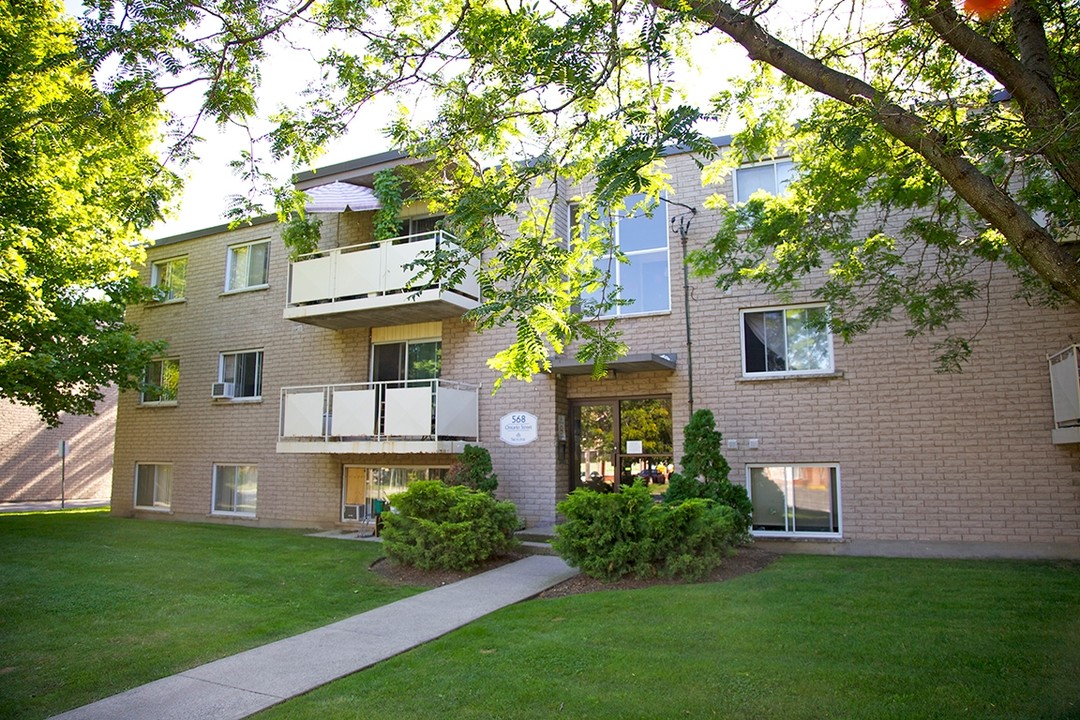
[1,390,116,503]
[110,143,1080,559]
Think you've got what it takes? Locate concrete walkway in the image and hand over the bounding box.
[51,555,578,720]
[0,499,109,513]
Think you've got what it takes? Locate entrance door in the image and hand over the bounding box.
[571,397,674,493]
[573,402,616,490]
[371,340,441,434]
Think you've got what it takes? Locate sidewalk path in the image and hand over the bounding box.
[0,499,109,513]
[51,555,577,720]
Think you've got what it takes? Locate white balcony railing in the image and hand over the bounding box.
[1049,345,1080,444]
[278,379,479,450]
[286,231,480,308]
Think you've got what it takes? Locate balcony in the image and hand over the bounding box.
[276,379,480,454]
[283,231,481,330]
[1049,345,1080,444]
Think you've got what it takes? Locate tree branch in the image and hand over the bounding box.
[651,0,1080,303]
[912,0,1080,195]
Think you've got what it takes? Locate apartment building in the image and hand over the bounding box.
[110,143,1080,559]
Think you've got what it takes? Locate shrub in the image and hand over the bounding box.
[445,444,499,494]
[381,480,519,571]
[647,498,741,580]
[553,484,743,582]
[664,409,752,533]
[553,483,655,581]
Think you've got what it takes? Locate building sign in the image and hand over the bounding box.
[500,411,538,446]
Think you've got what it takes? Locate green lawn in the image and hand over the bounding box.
[255,555,1080,720]
[4,512,1079,720]
[0,510,422,720]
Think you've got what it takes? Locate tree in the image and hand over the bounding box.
[0,0,178,425]
[72,0,1078,377]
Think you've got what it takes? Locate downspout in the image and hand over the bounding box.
[679,216,695,416]
[665,201,697,416]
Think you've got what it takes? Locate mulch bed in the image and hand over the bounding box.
[368,545,778,598]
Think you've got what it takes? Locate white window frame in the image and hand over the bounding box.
[572,194,670,318]
[740,304,834,378]
[747,464,841,539]
[150,256,188,302]
[212,464,257,517]
[218,349,264,400]
[224,239,270,292]
[733,158,796,204]
[134,463,173,511]
[140,357,179,405]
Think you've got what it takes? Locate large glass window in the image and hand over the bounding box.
[219,350,263,399]
[371,340,441,383]
[735,159,796,203]
[150,256,187,301]
[134,463,172,510]
[141,358,179,404]
[742,305,832,376]
[749,465,840,536]
[213,464,257,515]
[575,193,670,316]
[226,239,270,291]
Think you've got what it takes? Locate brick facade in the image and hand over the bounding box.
[111,147,1080,558]
[0,389,116,503]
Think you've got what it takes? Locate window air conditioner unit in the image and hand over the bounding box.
[211,382,235,399]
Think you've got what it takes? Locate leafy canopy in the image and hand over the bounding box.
[0,0,177,424]
[72,0,1080,378]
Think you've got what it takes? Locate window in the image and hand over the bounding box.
[150,256,187,301]
[134,463,172,510]
[575,193,669,316]
[225,239,270,291]
[213,464,257,515]
[748,465,840,537]
[342,466,448,521]
[735,159,795,204]
[219,350,263,399]
[141,358,179,404]
[742,305,832,376]
[371,340,441,383]
[397,215,445,238]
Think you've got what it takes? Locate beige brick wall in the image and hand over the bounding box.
[0,389,116,502]
[112,152,1080,557]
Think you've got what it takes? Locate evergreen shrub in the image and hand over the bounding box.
[381,480,518,571]
[445,444,499,494]
[553,484,743,582]
[664,409,753,533]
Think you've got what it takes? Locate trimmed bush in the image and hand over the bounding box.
[380,480,519,571]
[553,484,743,582]
[445,444,499,494]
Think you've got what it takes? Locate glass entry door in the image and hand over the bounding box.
[574,402,616,490]
[571,397,673,494]
[371,340,441,435]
